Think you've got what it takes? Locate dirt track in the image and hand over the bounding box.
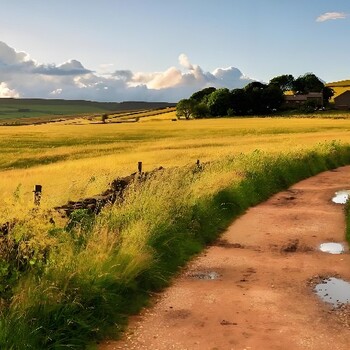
[101,166,350,350]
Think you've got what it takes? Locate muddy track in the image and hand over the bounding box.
[101,166,350,350]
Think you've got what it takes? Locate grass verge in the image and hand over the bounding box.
[345,201,350,244]
[1,141,350,349]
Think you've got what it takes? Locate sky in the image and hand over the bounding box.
[1,0,350,102]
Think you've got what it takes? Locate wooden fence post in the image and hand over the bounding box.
[138,161,143,173]
[33,185,42,206]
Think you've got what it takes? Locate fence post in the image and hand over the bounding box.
[138,161,143,173]
[33,185,42,206]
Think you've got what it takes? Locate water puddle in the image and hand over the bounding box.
[332,190,350,204]
[319,242,345,254]
[187,271,221,280]
[314,278,350,307]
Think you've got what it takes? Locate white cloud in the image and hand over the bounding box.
[0,82,19,97]
[179,53,194,70]
[316,12,347,22]
[50,88,63,95]
[0,41,30,65]
[0,41,254,102]
[98,63,115,75]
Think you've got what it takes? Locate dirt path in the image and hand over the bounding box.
[101,166,350,350]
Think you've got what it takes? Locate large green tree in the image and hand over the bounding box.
[176,99,195,119]
[244,82,268,114]
[207,88,232,116]
[269,74,295,92]
[230,88,250,115]
[190,87,216,103]
[293,73,334,105]
[293,73,324,94]
[263,85,285,110]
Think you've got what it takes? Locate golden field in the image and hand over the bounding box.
[3,109,350,348]
[2,111,350,220]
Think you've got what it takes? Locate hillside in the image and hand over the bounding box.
[0,98,175,124]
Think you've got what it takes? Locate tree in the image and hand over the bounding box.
[101,114,108,123]
[244,82,268,114]
[262,85,284,111]
[243,82,284,114]
[207,88,232,116]
[269,74,294,92]
[176,99,195,119]
[293,73,324,94]
[230,88,250,115]
[190,87,216,102]
[192,102,210,118]
[244,82,267,92]
[322,86,334,106]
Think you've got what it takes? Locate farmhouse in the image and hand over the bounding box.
[334,91,350,110]
[284,92,323,108]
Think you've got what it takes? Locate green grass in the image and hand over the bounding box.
[0,98,175,124]
[346,201,350,244]
[1,141,350,349]
[2,117,350,172]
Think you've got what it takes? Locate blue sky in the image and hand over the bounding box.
[1,0,350,101]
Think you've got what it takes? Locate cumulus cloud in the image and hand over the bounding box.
[0,41,30,65]
[33,60,92,76]
[128,54,252,93]
[113,70,134,81]
[316,12,348,22]
[0,82,19,97]
[179,53,194,70]
[0,41,254,102]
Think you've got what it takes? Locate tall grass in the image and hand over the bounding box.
[0,141,350,349]
[345,201,350,244]
[3,116,350,220]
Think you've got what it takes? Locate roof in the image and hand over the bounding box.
[326,79,350,88]
[284,92,323,102]
[334,90,350,101]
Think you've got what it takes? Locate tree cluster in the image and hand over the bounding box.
[176,73,334,119]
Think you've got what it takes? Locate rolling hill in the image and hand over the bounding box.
[0,98,175,124]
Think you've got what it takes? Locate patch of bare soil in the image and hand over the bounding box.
[101,166,350,350]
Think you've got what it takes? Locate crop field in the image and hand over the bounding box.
[0,98,175,125]
[2,112,350,216]
[2,110,350,348]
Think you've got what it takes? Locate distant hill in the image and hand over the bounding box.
[0,98,176,124]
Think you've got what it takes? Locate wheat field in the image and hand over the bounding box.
[3,110,350,348]
[2,112,350,220]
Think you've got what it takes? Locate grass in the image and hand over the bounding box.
[2,114,350,220]
[346,201,350,244]
[0,98,175,124]
[2,112,350,348]
[1,142,350,349]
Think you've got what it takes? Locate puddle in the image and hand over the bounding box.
[314,278,350,307]
[332,190,350,204]
[319,242,344,254]
[187,271,221,280]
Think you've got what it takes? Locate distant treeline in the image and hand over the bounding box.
[176,73,334,118]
